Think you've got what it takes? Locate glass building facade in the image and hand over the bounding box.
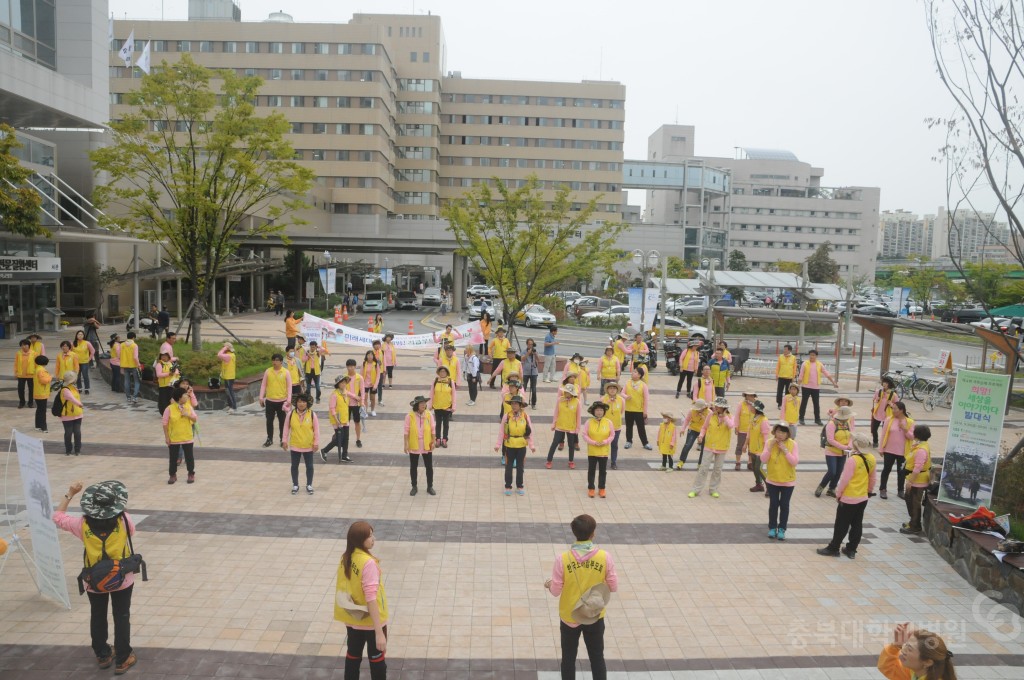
[0,0,56,70]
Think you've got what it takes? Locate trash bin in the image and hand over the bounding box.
[0,322,5,340]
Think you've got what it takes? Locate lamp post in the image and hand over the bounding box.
[322,250,332,313]
[700,257,720,341]
[632,249,660,333]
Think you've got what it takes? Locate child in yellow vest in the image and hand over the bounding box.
[428,366,457,448]
[780,383,801,438]
[733,391,757,471]
[582,402,615,497]
[742,400,772,492]
[320,375,353,464]
[404,395,436,496]
[32,355,52,432]
[761,423,800,540]
[656,412,679,471]
[689,397,734,498]
[676,399,709,470]
[818,432,876,558]
[546,381,582,469]
[816,405,856,498]
[282,392,320,495]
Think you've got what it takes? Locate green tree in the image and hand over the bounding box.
[962,262,1013,306]
[665,255,692,279]
[807,242,840,283]
[890,258,947,308]
[86,264,122,322]
[727,249,750,272]
[90,54,315,349]
[775,261,803,275]
[443,176,627,329]
[0,124,44,238]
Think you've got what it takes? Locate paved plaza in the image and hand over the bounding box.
[2,312,1023,679]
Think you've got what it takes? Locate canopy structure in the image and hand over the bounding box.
[991,303,1024,317]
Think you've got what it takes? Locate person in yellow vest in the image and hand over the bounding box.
[774,343,797,409]
[780,383,801,438]
[373,313,383,334]
[57,340,80,385]
[761,423,800,541]
[335,520,388,679]
[623,366,652,450]
[495,394,535,495]
[717,340,733,363]
[282,392,320,495]
[878,401,914,500]
[119,332,141,404]
[320,375,354,464]
[404,395,436,496]
[361,349,380,416]
[675,399,709,470]
[742,400,771,492]
[629,333,649,378]
[428,366,457,448]
[797,349,838,426]
[435,342,462,388]
[59,370,85,456]
[491,346,521,389]
[499,375,524,421]
[816,405,856,498]
[479,311,493,356]
[14,338,37,408]
[437,323,457,359]
[656,411,679,471]
[285,347,306,396]
[870,376,898,447]
[371,339,387,406]
[304,340,325,403]
[817,432,876,559]
[733,391,758,472]
[612,331,629,371]
[487,327,510,387]
[32,355,52,432]
[675,339,702,399]
[601,382,626,470]
[691,364,716,403]
[900,425,933,535]
[382,333,398,389]
[546,381,582,469]
[562,354,591,404]
[259,353,293,447]
[877,622,957,680]
[27,332,45,357]
[72,330,96,394]
[162,385,198,484]
[597,346,621,393]
[154,351,178,415]
[582,401,615,498]
[544,514,618,679]
[53,479,139,675]
[345,358,365,448]
[217,342,238,410]
[689,397,734,498]
[108,333,122,394]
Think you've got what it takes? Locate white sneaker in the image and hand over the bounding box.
[370,410,377,417]
[467,400,476,406]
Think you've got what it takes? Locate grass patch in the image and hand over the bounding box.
[134,337,278,383]
[895,327,983,346]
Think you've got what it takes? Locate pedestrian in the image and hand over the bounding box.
[733,391,757,471]
[373,314,383,334]
[742,400,771,492]
[817,432,876,559]
[58,370,84,456]
[154,351,177,415]
[597,345,620,394]
[707,348,730,397]
[623,366,651,450]
[285,345,305,396]
[629,333,650,383]
[163,385,198,484]
[611,332,629,372]
[498,376,524,428]
[382,333,397,388]
[762,423,800,540]
[428,366,456,448]
[816,405,855,498]
[362,349,380,416]
[53,480,140,675]
[601,383,626,470]
[304,340,324,402]
[27,332,45,357]
[969,478,981,503]
[689,397,733,498]
[404,395,436,496]
[321,375,354,463]
[334,521,389,680]
[491,346,521,389]
[878,401,914,500]
[345,359,365,448]
[479,311,493,356]
[158,331,177,363]
[583,402,615,497]
[675,399,709,470]
[217,342,237,410]
[57,340,80,382]
[675,340,700,399]
[14,338,36,408]
[780,383,800,438]
[259,353,293,448]
[73,330,95,394]
[436,324,456,358]
[899,425,933,535]
[487,327,510,386]
[521,338,540,408]
[436,341,461,388]
[871,376,898,447]
[284,310,300,350]
[119,332,141,404]
[691,364,715,403]
[542,325,559,382]
[775,344,797,409]
[372,339,387,405]
[798,349,838,425]
[282,392,320,495]
[656,411,678,471]
[877,622,957,680]
[495,394,534,495]
[546,381,582,469]
[83,312,102,357]
[33,355,52,432]
[108,334,122,394]
[544,514,618,680]
[463,344,480,406]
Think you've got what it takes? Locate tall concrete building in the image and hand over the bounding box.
[879,209,935,260]
[645,124,880,279]
[933,206,1011,263]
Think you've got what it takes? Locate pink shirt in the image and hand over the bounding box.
[691,378,715,402]
[879,416,914,456]
[109,343,121,367]
[836,454,877,504]
[909,446,930,487]
[496,412,535,449]
[282,410,320,452]
[824,420,853,457]
[59,388,84,422]
[800,360,832,389]
[872,388,895,421]
[382,343,397,367]
[258,367,293,403]
[759,440,801,487]
[158,341,177,365]
[548,546,619,627]
[53,511,137,592]
[349,556,383,631]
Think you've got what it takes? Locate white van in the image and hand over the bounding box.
[361,291,389,313]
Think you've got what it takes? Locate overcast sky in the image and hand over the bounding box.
[111,0,957,216]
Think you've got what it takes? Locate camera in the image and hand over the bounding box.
[170,359,182,375]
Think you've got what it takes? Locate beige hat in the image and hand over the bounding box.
[834,396,854,407]
[661,411,676,420]
[561,383,578,397]
[62,371,78,384]
[851,432,872,449]
[834,405,855,421]
[742,391,758,397]
[692,399,708,410]
[570,583,612,625]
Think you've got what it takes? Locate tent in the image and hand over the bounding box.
[990,303,1024,317]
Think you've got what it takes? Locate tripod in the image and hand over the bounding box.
[175,299,248,348]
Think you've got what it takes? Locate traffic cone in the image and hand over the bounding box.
[368,317,374,331]
[755,338,761,355]
[342,305,348,321]
[852,343,857,359]
[408,320,415,335]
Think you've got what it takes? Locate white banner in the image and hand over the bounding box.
[628,287,660,331]
[14,430,71,608]
[300,313,483,350]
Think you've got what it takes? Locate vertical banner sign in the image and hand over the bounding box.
[305,281,315,302]
[327,268,337,295]
[14,430,71,607]
[628,287,641,331]
[937,370,1010,509]
[627,288,661,331]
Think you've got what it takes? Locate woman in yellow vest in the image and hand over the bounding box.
[72,330,95,394]
[33,355,52,432]
[14,338,37,408]
[689,397,733,498]
[733,391,757,472]
[53,479,139,674]
[602,382,626,469]
[217,342,238,410]
[818,432,876,559]
[900,425,933,535]
[57,340,80,383]
[583,401,615,498]
[742,400,771,492]
[487,327,510,387]
[436,342,462,388]
[623,366,652,450]
[870,376,898,446]
[675,340,701,399]
[598,346,621,393]
[155,351,178,415]
[362,350,380,417]
[404,395,436,496]
[108,334,122,394]
[546,381,581,469]
[495,394,535,495]
[372,339,387,404]
[382,333,398,389]
[760,423,800,540]
[163,385,198,484]
[491,346,521,389]
[878,401,914,500]
[428,366,457,448]
[304,340,324,402]
[675,399,709,470]
[479,311,492,356]
[335,520,388,679]
[260,353,293,447]
[320,375,353,464]
[282,392,320,495]
[656,411,679,471]
[373,313,383,334]
[816,405,856,498]
[59,370,85,456]
[691,364,716,403]
[27,332,45,357]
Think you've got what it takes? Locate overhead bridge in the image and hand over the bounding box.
[621,160,731,193]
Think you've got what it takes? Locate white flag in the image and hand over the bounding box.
[136,40,151,74]
[108,15,114,47]
[117,29,135,68]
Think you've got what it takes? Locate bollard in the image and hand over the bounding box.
[872,343,876,358]
[756,338,761,355]
[814,340,819,352]
[852,343,857,359]
[408,320,415,335]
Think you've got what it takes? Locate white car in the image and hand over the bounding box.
[467,284,491,296]
[970,317,1011,331]
[468,298,497,320]
[581,304,631,322]
[665,297,707,315]
[422,287,442,306]
[515,304,557,328]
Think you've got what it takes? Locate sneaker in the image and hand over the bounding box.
[879,489,888,500]
[599,489,606,498]
[624,442,633,449]
[643,444,653,450]
[675,393,680,399]
[263,438,273,448]
[516,488,525,496]
[370,410,377,417]
[687,491,697,498]
[899,527,920,535]
[291,486,299,495]
[377,401,383,406]
[841,546,857,559]
[441,439,448,448]
[814,484,825,498]
[768,528,777,539]
[435,438,442,447]
[545,461,552,469]
[663,466,671,472]
[187,473,195,484]
[568,461,575,469]
[114,652,137,675]
[816,547,841,557]
[467,400,476,406]
[505,489,512,496]
[826,489,836,498]
[532,405,537,410]
[588,489,595,498]
[98,652,114,669]
[710,492,720,498]
[501,456,506,466]
[307,485,314,495]
[799,420,806,426]
[427,487,436,496]
[777,529,786,541]
[675,461,685,470]
[611,463,618,470]
[734,462,741,471]
[84,389,90,395]
[750,484,765,492]
[814,420,824,426]
[897,490,905,499]
[356,440,363,448]
[341,456,354,463]
[167,475,176,485]
[410,487,418,496]
[320,449,328,462]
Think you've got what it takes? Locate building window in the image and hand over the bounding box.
[271,69,282,80]
[360,97,374,109]
[291,69,304,80]
[289,122,302,133]
[268,96,282,107]
[362,44,377,55]
[223,41,237,53]
[311,150,325,161]
[423,51,430,62]
[410,51,417,62]
[244,41,258,53]
[337,97,351,108]
[337,70,352,81]
[176,40,191,52]
[313,96,328,108]
[316,69,328,81]
[269,42,283,54]
[291,42,304,54]
[335,123,350,134]
[338,43,352,55]
[290,96,303,107]
[199,40,213,52]
[244,68,257,77]
[336,150,350,161]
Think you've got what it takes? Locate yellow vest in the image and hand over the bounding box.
[288,410,316,449]
[119,340,138,369]
[440,353,459,380]
[57,352,77,377]
[363,361,378,385]
[489,337,510,359]
[157,360,176,388]
[265,367,288,400]
[880,416,915,455]
[688,409,708,433]
[334,549,389,626]
[166,401,194,443]
[586,417,613,457]
[783,395,799,423]
[748,415,767,453]
[904,442,932,485]
[800,360,823,386]
[83,517,130,568]
[776,354,796,379]
[286,358,303,383]
[15,350,37,378]
[765,439,797,483]
[657,421,676,455]
[432,380,454,410]
[612,341,625,364]
[845,452,875,497]
[504,412,529,448]
[872,388,895,420]
[330,390,350,427]
[704,414,732,451]
[33,367,51,399]
[61,385,83,418]
[599,356,618,379]
[826,421,852,455]
[502,389,522,416]
[30,340,44,356]
[304,351,322,376]
[555,397,579,431]
[558,549,608,624]
[501,358,522,381]
[73,342,91,364]
[220,352,236,380]
[737,401,754,434]
[624,380,644,412]
[603,395,624,429]
[406,412,433,450]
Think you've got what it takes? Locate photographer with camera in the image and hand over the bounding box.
[154,351,179,416]
[521,338,539,409]
[816,432,876,559]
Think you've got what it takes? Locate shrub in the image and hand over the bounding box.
[992,436,1024,540]
[134,337,279,383]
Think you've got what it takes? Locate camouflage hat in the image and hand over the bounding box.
[752,400,766,414]
[79,480,128,520]
[588,401,609,417]
[410,395,430,409]
[508,395,526,406]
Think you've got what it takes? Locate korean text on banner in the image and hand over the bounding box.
[299,313,483,350]
[627,288,660,332]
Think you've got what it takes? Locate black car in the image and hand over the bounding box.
[394,291,420,311]
[855,305,897,318]
[949,308,987,324]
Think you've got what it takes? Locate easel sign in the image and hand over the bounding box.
[936,350,953,372]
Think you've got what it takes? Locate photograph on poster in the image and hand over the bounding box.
[940,446,996,508]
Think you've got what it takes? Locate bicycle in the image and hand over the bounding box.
[882,363,931,401]
[922,372,956,412]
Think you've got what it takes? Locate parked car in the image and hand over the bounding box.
[422,287,442,306]
[573,297,617,318]
[854,305,897,318]
[970,317,1012,331]
[665,297,708,316]
[467,284,491,296]
[649,315,709,341]
[581,305,631,322]
[468,298,497,320]
[948,308,987,324]
[360,290,389,313]
[550,290,582,302]
[515,304,557,327]
[395,291,420,311]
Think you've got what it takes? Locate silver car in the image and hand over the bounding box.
[422,287,442,306]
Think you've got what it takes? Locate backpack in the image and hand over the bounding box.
[949,506,1006,535]
[819,423,828,448]
[77,517,148,595]
[51,383,65,417]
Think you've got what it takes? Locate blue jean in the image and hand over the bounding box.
[223,379,237,409]
[819,455,844,490]
[76,363,91,390]
[122,368,140,400]
[767,483,794,530]
[609,430,621,465]
[306,373,322,400]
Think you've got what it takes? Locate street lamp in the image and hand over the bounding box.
[700,257,721,340]
[632,249,660,333]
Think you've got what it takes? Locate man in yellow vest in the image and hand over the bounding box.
[119,331,142,404]
[775,343,797,409]
[817,432,876,559]
[544,514,619,680]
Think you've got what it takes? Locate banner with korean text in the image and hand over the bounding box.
[299,313,483,350]
[937,370,1009,509]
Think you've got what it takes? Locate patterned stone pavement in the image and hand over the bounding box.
[1,314,1023,679]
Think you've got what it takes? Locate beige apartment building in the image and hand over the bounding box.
[879,209,936,260]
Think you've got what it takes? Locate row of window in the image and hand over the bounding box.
[443,136,623,151]
[442,93,623,109]
[443,178,618,192]
[441,114,622,129]
[121,39,384,57]
[736,241,859,251]
[731,207,861,219]
[735,224,859,235]
[441,157,621,171]
[314,170,439,188]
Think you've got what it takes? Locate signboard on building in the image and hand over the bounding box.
[0,257,61,281]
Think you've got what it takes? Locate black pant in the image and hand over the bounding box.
[587,456,608,490]
[776,378,792,408]
[434,409,451,440]
[158,386,172,415]
[678,430,705,465]
[798,387,821,422]
[322,426,349,456]
[169,443,195,476]
[827,500,868,552]
[110,365,122,393]
[870,418,883,446]
[290,451,314,486]
[35,398,47,430]
[286,336,296,350]
[624,411,648,445]
[880,452,906,492]
[523,374,538,406]
[17,377,34,406]
[676,370,694,396]
[547,431,578,462]
[410,453,434,488]
[63,419,82,454]
[88,584,133,665]
[344,625,387,680]
[505,446,526,489]
[560,618,606,680]
[466,374,479,402]
[265,401,285,439]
